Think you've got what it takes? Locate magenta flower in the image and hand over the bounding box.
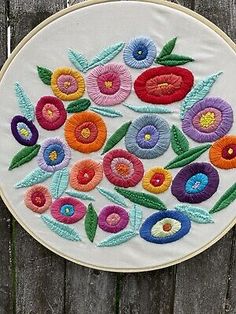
[98,205,129,233]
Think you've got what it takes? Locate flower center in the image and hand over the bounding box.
[137,50,143,55]
[31,192,46,207]
[158,82,169,88]
[163,223,172,232]
[115,163,130,176]
[49,150,58,161]
[19,128,29,137]
[192,181,201,189]
[77,168,95,184]
[47,109,53,116]
[144,133,151,141]
[222,144,236,160]
[106,213,121,226]
[199,112,215,128]
[63,81,71,89]
[104,80,113,88]
[60,204,74,216]
[81,127,91,139]
[150,173,165,187]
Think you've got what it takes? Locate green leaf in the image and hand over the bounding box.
[15,83,35,121]
[157,37,177,59]
[68,49,89,73]
[165,144,211,169]
[15,168,53,188]
[41,215,81,241]
[124,103,173,114]
[67,99,91,113]
[102,121,131,155]
[90,106,123,118]
[175,204,213,223]
[156,53,194,66]
[96,187,127,207]
[87,42,125,70]
[9,144,40,170]
[65,190,95,201]
[209,183,236,214]
[170,125,189,155]
[115,187,167,210]
[50,168,69,199]
[97,229,137,247]
[37,66,52,85]
[129,205,143,231]
[85,203,98,242]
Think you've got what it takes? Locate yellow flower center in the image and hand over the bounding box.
[228,148,234,155]
[104,81,113,88]
[144,133,151,141]
[63,81,71,88]
[199,112,215,128]
[158,83,169,88]
[49,150,58,161]
[81,127,91,139]
[20,128,29,137]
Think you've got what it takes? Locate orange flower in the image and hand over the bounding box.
[142,167,172,194]
[209,135,236,169]
[70,159,103,191]
[64,112,107,153]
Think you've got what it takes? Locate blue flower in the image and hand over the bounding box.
[123,37,157,69]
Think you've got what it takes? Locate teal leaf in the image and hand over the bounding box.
[170,125,189,155]
[9,144,40,170]
[96,187,127,207]
[175,204,213,223]
[180,72,223,119]
[41,215,81,241]
[209,183,236,214]
[68,49,89,73]
[157,37,177,59]
[87,42,125,70]
[129,205,143,231]
[124,103,173,114]
[15,168,53,188]
[67,98,91,113]
[50,168,69,199]
[65,190,95,201]
[156,54,194,66]
[90,106,123,118]
[15,83,35,121]
[97,229,137,247]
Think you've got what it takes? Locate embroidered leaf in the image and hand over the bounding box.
[129,205,143,231]
[97,229,137,247]
[15,168,53,188]
[175,204,213,223]
[115,187,167,210]
[156,54,194,66]
[41,215,81,241]
[165,144,211,169]
[124,103,173,114]
[157,37,177,59]
[50,168,69,199]
[90,106,123,118]
[180,72,223,119]
[65,190,95,201]
[171,125,189,155]
[9,144,40,170]
[67,98,91,113]
[96,187,127,207]
[209,183,236,214]
[102,121,131,155]
[87,42,125,70]
[68,49,89,73]
[15,83,35,121]
[37,66,52,85]
[85,203,98,242]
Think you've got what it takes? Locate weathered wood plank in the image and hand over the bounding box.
[9,1,67,313]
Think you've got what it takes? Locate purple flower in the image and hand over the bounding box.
[11,115,38,146]
[98,205,129,233]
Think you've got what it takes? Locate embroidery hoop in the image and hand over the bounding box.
[0,0,235,272]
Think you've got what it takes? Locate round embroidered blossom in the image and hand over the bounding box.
[51,197,86,224]
[182,97,233,143]
[37,137,71,172]
[140,210,191,244]
[171,162,219,203]
[134,66,194,104]
[11,115,38,146]
[123,36,157,69]
[51,67,85,101]
[24,185,52,213]
[64,112,107,153]
[209,135,236,169]
[70,159,103,192]
[36,96,67,130]
[98,205,129,233]
[142,167,172,194]
[103,149,144,188]
[86,63,132,106]
[125,114,170,159]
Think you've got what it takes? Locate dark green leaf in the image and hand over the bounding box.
[37,66,52,85]
[171,125,189,155]
[9,144,40,170]
[67,98,91,113]
[210,183,236,214]
[156,54,194,66]
[85,203,98,242]
[157,37,177,59]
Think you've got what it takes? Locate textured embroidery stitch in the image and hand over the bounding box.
[9,144,40,170]
[11,115,39,146]
[15,83,35,121]
[209,183,236,214]
[66,98,91,113]
[68,49,89,73]
[50,168,69,199]
[96,187,128,207]
[90,106,123,118]
[15,168,53,188]
[65,190,95,201]
[85,203,98,242]
[37,66,52,85]
[170,125,189,155]
[24,185,52,213]
[175,204,213,223]
[123,103,173,114]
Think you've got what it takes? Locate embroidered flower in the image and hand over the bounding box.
[86,63,132,106]
[142,167,172,194]
[36,96,67,130]
[125,115,170,159]
[64,112,107,153]
[209,135,236,169]
[103,149,144,187]
[24,185,52,213]
[171,162,219,203]
[182,97,233,142]
[98,205,129,233]
[51,67,85,101]
[37,137,71,172]
[51,197,86,224]
[70,159,103,191]
[134,66,194,104]
[11,115,38,146]
[140,211,191,244]
[123,36,157,69]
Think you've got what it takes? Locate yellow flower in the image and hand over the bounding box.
[142,167,172,194]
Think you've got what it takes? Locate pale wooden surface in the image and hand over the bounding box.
[0,0,235,313]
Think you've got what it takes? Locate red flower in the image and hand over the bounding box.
[134,66,194,104]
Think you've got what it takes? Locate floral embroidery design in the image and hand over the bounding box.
[11,115,38,146]
[24,185,52,213]
[142,167,172,194]
[98,205,129,233]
